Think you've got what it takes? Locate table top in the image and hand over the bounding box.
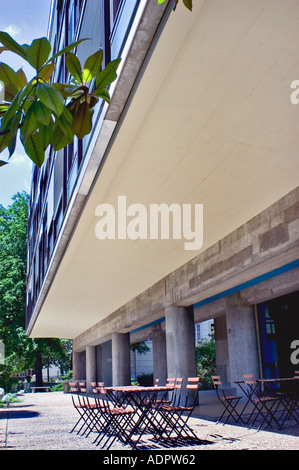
[104,385,174,392]
[257,377,298,383]
[234,377,298,384]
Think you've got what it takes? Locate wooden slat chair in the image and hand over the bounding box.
[212,376,244,425]
[69,382,92,435]
[276,371,299,426]
[69,381,105,437]
[242,375,281,430]
[155,377,201,444]
[92,385,137,450]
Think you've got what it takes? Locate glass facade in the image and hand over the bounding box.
[258,291,299,383]
[26,0,140,329]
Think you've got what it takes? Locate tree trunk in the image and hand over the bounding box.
[34,352,43,387]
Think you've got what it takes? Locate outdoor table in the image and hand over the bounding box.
[256,378,299,427]
[101,385,175,449]
[235,377,299,429]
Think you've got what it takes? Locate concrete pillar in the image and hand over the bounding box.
[225,293,260,389]
[112,333,131,386]
[102,340,112,386]
[72,351,85,381]
[152,323,167,385]
[86,346,97,392]
[96,345,102,382]
[165,306,197,382]
[214,315,229,385]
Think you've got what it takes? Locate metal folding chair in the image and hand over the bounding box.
[212,376,244,425]
[92,386,137,450]
[276,372,299,426]
[69,382,96,436]
[242,376,281,430]
[154,377,201,444]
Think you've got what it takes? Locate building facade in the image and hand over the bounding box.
[26,0,299,399]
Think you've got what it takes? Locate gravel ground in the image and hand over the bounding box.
[0,391,299,452]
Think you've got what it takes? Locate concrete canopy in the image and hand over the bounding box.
[29,0,299,339]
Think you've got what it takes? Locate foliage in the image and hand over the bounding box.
[158,0,192,11]
[0,192,29,356]
[130,341,151,355]
[0,193,72,391]
[0,32,121,168]
[196,336,216,390]
[0,392,20,406]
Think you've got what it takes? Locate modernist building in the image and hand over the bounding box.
[26,0,299,398]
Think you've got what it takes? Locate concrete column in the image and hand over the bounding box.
[86,346,97,392]
[214,315,229,385]
[72,351,85,381]
[112,333,131,386]
[102,340,112,386]
[96,345,102,382]
[225,293,260,389]
[152,323,167,385]
[165,306,197,381]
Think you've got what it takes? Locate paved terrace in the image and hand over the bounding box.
[0,392,299,451]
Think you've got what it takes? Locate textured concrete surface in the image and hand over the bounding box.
[0,392,299,451]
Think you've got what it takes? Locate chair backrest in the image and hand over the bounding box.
[186,377,200,388]
[212,375,222,389]
[185,377,200,407]
[242,373,261,398]
[166,377,176,387]
[242,373,256,384]
[173,378,183,405]
[69,381,80,394]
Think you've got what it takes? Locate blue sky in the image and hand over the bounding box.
[0,0,52,207]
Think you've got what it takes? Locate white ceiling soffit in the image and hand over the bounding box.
[30,0,299,338]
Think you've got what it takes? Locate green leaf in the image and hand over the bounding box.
[0,131,11,152]
[35,100,52,125]
[93,87,111,104]
[23,132,44,167]
[36,82,65,116]
[38,63,55,82]
[4,84,18,102]
[95,58,121,91]
[55,107,74,141]
[8,135,17,157]
[0,63,19,87]
[183,0,192,11]
[47,38,89,64]
[0,159,8,167]
[66,52,83,83]
[39,121,54,149]
[20,102,39,141]
[0,31,27,60]
[26,37,51,71]
[72,101,93,139]
[0,102,9,115]
[83,49,103,83]
[16,69,28,89]
[1,87,26,130]
[51,122,73,150]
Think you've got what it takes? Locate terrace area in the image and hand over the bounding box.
[1,390,299,451]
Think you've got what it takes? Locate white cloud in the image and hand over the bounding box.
[4,24,21,37]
